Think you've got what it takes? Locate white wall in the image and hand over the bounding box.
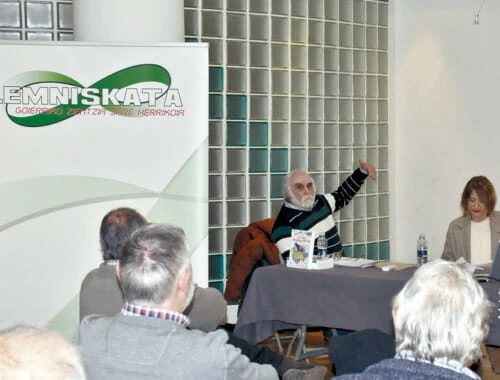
[391,0,500,263]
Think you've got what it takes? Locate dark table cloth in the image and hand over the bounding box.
[233,264,500,347]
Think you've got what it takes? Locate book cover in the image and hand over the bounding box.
[288,229,315,268]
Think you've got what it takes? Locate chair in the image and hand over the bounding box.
[224,219,299,353]
[224,218,281,307]
[287,325,329,361]
[225,219,327,361]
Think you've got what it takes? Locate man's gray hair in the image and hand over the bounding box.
[0,325,85,379]
[392,259,491,366]
[119,223,191,307]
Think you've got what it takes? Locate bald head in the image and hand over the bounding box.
[285,170,316,209]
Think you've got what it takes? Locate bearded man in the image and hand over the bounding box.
[271,160,376,261]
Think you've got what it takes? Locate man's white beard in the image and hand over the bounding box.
[287,184,316,210]
[300,195,315,209]
[289,192,315,210]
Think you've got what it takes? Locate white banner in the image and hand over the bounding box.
[0,41,208,338]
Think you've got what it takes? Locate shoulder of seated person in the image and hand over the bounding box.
[81,313,111,324]
[449,215,468,227]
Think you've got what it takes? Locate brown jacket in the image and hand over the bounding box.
[224,218,281,302]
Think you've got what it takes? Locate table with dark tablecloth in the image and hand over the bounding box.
[233,264,500,347]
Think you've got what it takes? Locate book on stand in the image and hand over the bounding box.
[286,229,334,270]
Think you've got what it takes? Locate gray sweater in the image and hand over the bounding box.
[75,314,278,380]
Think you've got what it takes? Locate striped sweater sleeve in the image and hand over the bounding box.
[331,168,368,212]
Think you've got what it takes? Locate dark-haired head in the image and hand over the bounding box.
[99,207,147,260]
[460,176,496,218]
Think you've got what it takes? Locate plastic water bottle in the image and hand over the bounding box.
[417,233,428,266]
[317,232,327,258]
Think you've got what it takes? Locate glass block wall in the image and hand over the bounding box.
[190,0,390,294]
[0,0,72,41]
[0,0,390,295]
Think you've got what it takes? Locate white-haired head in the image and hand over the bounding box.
[0,325,86,379]
[285,170,316,209]
[392,259,491,366]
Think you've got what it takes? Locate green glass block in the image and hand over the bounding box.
[249,148,268,173]
[227,94,247,120]
[209,66,224,92]
[249,122,269,146]
[343,245,353,258]
[209,94,223,119]
[379,240,390,260]
[185,37,199,43]
[270,148,288,173]
[209,254,224,280]
[270,174,286,198]
[367,242,379,260]
[208,281,224,293]
[353,244,367,258]
[226,122,247,146]
[226,253,232,275]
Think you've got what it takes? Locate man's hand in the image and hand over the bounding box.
[359,159,377,180]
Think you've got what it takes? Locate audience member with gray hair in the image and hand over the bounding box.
[335,259,491,380]
[119,223,194,309]
[75,223,279,379]
[0,324,85,380]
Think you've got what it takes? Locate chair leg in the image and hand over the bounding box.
[286,328,303,358]
[274,332,284,353]
[288,325,329,362]
[293,325,308,361]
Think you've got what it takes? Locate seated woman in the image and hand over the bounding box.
[442,175,500,265]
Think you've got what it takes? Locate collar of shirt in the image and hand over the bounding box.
[120,302,190,328]
[396,350,480,379]
[104,259,118,266]
[284,199,318,211]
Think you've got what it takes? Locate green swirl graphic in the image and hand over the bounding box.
[4,64,171,127]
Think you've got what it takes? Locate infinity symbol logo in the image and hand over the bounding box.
[3,64,171,127]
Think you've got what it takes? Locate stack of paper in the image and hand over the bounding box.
[334,257,385,268]
[374,261,415,271]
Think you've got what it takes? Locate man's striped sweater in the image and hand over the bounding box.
[271,168,368,260]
